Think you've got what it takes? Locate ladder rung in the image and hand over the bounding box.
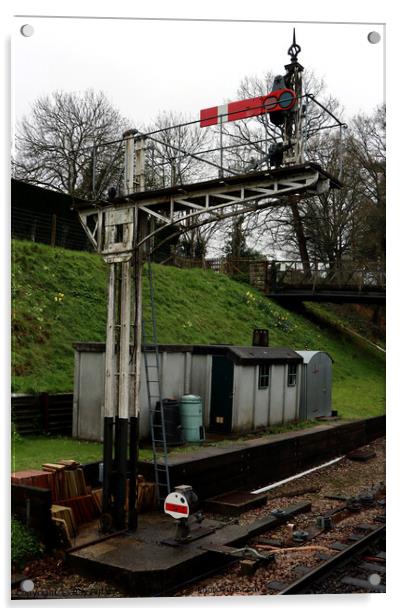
[143,260,170,502]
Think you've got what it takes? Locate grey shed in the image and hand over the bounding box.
[296,351,333,419]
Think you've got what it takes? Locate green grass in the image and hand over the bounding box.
[12,435,103,472]
[11,517,44,570]
[11,239,385,419]
[11,419,324,472]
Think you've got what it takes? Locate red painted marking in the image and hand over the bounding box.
[165,502,189,515]
[200,106,219,127]
[200,88,296,127]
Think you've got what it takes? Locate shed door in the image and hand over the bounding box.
[307,357,330,417]
[210,356,234,433]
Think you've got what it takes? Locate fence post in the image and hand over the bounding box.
[30,218,37,242]
[40,392,49,433]
[50,214,57,247]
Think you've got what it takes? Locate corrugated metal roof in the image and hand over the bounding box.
[296,350,334,364]
[73,342,303,365]
[227,346,303,364]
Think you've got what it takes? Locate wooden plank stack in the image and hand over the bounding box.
[56,494,99,526]
[89,476,156,515]
[92,488,102,513]
[136,475,156,512]
[11,469,57,500]
[51,504,77,545]
[40,459,101,526]
[12,462,157,534]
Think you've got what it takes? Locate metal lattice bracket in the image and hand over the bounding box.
[77,163,340,259]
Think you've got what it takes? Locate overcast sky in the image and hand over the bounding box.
[12,17,384,132]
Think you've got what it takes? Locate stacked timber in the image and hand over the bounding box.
[41,461,88,502]
[92,475,156,515]
[136,475,156,512]
[40,460,99,525]
[92,488,102,514]
[51,504,77,545]
[12,462,157,532]
[56,494,99,526]
[11,470,57,500]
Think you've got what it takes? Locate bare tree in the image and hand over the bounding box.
[213,70,345,269]
[298,132,365,269]
[144,111,210,187]
[144,111,220,258]
[13,90,128,200]
[347,105,385,264]
[270,106,385,271]
[222,70,343,174]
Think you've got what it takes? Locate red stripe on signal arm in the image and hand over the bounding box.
[165,502,189,514]
[200,88,296,127]
[200,106,219,127]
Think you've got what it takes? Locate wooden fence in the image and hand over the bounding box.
[11,393,73,436]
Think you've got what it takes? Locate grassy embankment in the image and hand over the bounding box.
[11,239,385,469]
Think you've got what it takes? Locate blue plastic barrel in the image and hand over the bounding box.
[179,394,205,442]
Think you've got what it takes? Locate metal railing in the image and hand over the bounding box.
[169,256,386,296]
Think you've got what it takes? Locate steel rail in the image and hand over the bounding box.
[278,524,386,595]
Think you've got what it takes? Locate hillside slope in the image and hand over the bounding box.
[11,240,385,419]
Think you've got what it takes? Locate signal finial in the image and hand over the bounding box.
[288,28,301,63]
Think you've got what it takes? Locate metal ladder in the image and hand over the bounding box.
[142,257,171,505]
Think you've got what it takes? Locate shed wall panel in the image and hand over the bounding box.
[283,364,300,422]
[254,365,270,428]
[76,351,105,441]
[269,365,286,424]
[190,354,210,425]
[234,366,255,431]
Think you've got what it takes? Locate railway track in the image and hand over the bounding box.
[172,494,386,597]
[173,439,386,597]
[276,524,386,594]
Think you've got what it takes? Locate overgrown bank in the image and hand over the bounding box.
[11,240,385,419]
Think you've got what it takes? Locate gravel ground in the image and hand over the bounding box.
[176,436,386,597]
[11,554,128,600]
[11,437,385,599]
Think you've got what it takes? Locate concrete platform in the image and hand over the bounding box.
[68,502,311,596]
[82,416,385,503]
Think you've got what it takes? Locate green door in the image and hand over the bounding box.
[210,355,234,433]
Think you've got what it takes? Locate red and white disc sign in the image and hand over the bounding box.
[164,491,190,519]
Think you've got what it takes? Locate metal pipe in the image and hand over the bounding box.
[92,144,97,199]
[219,119,224,178]
[123,129,137,196]
[114,417,128,530]
[251,456,344,495]
[339,123,344,181]
[101,416,114,517]
[147,134,237,176]
[128,416,139,530]
[306,94,347,128]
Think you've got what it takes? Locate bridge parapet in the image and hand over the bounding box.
[171,256,385,303]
